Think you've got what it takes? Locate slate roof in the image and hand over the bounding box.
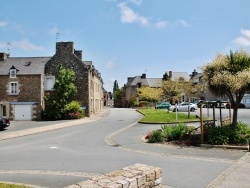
[170,72,190,81]
[0,57,51,75]
[126,76,162,88]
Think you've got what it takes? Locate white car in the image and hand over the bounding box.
[171,102,198,112]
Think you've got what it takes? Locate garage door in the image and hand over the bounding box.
[14,105,32,120]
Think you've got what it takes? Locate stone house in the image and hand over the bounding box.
[0,53,51,120]
[45,42,103,116]
[123,73,162,103]
[0,41,103,120]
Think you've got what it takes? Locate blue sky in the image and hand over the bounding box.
[1,0,250,92]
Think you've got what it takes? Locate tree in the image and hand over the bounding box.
[136,86,162,102]
[162,80,183,104]
[202,49,250,130]
[44,66,77,120]
[113,80,119,94]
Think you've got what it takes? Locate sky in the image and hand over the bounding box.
[1,0,250,92]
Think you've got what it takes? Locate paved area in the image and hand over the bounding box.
[0,107,249,188]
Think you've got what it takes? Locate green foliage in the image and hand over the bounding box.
[0,183,31,188]
[148,130,164,143]
[43,66,77,120]
[202,49,250,129]
[65,101,85,119]
[136,86,162,102]
[161,124,190,141]
[113,88,123,100]
[138,108,198,123]
[206,122,250,145]
[113,80,119,93]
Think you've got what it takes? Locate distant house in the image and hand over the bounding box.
[163,71,190,82]
[0,41,103,120]
[123,73,162,102]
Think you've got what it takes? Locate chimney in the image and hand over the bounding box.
[74,50,83,60]
[191,69,198,78]
[169,71,172,78]
[141,73,146,79]
[0,52,9,61]
[56,41,74,55]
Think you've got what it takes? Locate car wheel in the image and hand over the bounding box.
[190,108,195,112]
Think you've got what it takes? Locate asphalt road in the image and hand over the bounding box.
[0,108,247,188]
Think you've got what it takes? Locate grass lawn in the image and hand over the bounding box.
[138,108,199,123]
[0,183,31,188]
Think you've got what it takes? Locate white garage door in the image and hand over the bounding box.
[14,105,32,120]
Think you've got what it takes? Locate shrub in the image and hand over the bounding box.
[65,101,85,119]
[161,123,192,141]
[206,126,230,145]
[206,122,250,145]
[148,130,164,143]
[171,123,189,140]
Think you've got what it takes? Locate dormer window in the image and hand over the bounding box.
[9,65,19,78]
[10,69,16,78]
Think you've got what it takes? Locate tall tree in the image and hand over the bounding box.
[162,80,182,104]
[136,86,162,102]
[203,49,250,130]
[113,80,119,93]
[44,66,77,120]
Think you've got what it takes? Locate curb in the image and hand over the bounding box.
[201,144,249,150]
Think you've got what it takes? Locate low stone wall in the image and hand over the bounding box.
[66,164,163,188]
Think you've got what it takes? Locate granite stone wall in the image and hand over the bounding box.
[45,42,90,115]
[66,164,163,188]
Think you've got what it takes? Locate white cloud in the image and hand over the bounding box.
[11,39,45,51]
[175,20,191,27]
[0,21,8,28]
[117,3,149,26]
[155,20,169,29]
[240,28,250,39]
[117,3,189,30]
[105,61,115,69]
[233,28,250,46]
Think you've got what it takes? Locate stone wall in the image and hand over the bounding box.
[0,75,42,102]
[45,42,90,115]
[66,164,163,188]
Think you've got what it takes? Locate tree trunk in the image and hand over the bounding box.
[232,106,238,131]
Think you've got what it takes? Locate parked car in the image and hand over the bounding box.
[0,117,10,130]
[226,103,245,109]
[156,102,171,109]
[216,102,227,108]
[171,102,198,112]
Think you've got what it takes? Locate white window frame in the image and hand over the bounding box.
[10,69,16,78]
[9,82,18,95]
[44,76,55,91]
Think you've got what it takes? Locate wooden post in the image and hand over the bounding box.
[213,104,215,127]
[200,104,203,144]
[219,102,222,126]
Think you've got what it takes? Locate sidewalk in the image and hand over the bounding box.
[206,152,250,188]
[0,108,109,141]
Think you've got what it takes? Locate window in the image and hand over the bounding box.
[10,69,16,78]
[44,76,55,90]
[2,105,6,116]
[9,82,18,94]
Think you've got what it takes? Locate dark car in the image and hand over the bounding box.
[226,103,245,109]
[156,102,171,109]
[0,117,10,130]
